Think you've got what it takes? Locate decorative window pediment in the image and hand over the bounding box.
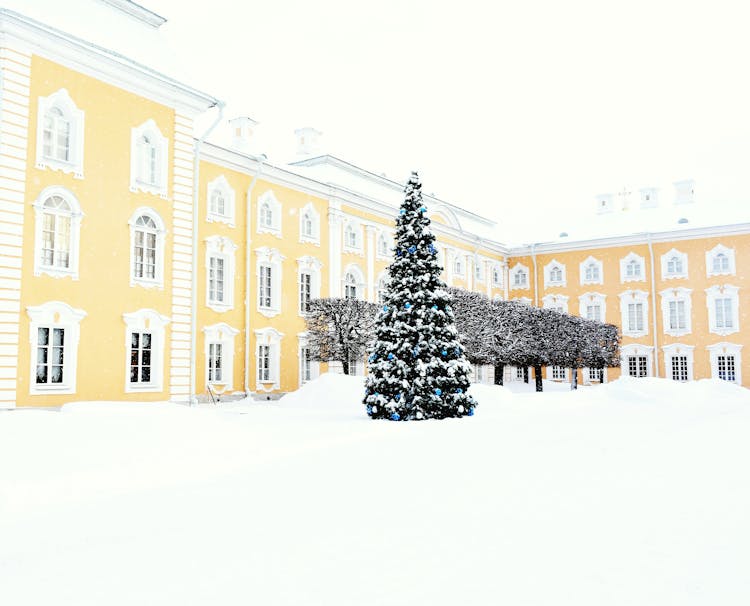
[580,256,603,285]
[706,244,736,277]
[130,119,169,198]
[299,202,320,245]
[128,207,166,289]
[544,259,566,288]
[661,248,688,280]
[578,292,606,322]
[509,263,529,290]
[619,289,649,338]
[620,252,645,283]
[205,236,238,312]
[659,287,693,337]
[36,89,85,178]
[542,294,569,313]
[32,186,84,280]
[207,175,236,227]
[257,190,282,237]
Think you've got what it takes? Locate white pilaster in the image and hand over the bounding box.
[365,224,376,302]
[169,111,194,402]
[328,205,343,297]
[0,46,31,409]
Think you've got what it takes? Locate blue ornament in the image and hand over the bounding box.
[369,354,376,363]
[374,392,379,396]
[408,245,416,254]
[468,408,474,416]
[455,348,460,355]
[431,305,438,311]
[405,302,411,309]
[391,413,400,421]
[456,388,463,394]
[397,249,403,257]
[383,305,389,312]
[419,206,427,213]
[412,347,419,357]
[387,353,394,360]
[428,244,436,254]
[446,306,452,312]
[395,394,401,401]
[366,405,373,415]
[441,350,447,356]
[399,209,406,215]
[435,388,442,396]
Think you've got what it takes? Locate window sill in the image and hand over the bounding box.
[710,326,739,337]
[258,306,281,319]
[125,383,162,394]
[663,273,688,281]
[207,214,235,228]
[131,277,163,290]
[30,384,75,396]
[257,225,282,238]
[300,235,320,246]
[34,266,79,280]
[130,180,169,199]
[207,301,234,313]
[36,157,84,179]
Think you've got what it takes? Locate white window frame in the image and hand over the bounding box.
[578,292,606,322]
[662,343,694,382]
[203,322,240,391]
[206,175,236,227]
[705,244,736,278]
[298,202,320,245]
[376,232,391,259]
[128,207,166,289]
[297,255,322,315]
[255,326,284,392]
[619,290,649,338]
[659,287,692,337]
[550,365,568,381]
[130,119,169,198]
[474,256,485,283]
[542,294,569,313]
[123,308,169,393]
[342,263,365,300]
[707,342,743,385]
[376,271,389,304]
[509,262,529,290]
[513,296,532,305]
[298,332,320,386]
[32,186,84,280]
[453,254,465,277]
[205,236,237,313]
[35,88,85,178]
[256,246,284,318]
[620,252,646,283]
[584,367,607,384]
[544,259,566,288]
[27,301,86,395]
[580,255,604,286]
[343,220,363,254]
[492,264,503,287]
[257,190,282,237]
[705,284,740,336]
[620,344,654,378]
[660,248,689,280]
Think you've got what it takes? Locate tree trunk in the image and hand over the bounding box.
[494,362,505,385]
[601,368,606,383]
[571,367,578,390]
[533,364,543,392]
[341,357,350,375]
[523,366,529,384]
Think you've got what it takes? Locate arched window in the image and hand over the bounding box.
[260,202,273,228]
[344,272,358,299]
[33,188,83,279]
[585,263,600,282]
[42,106,71,162]
[210,188,225,216]
[667,256,682,275]
[377,275,388,304]
[130,120,168,197]
[454,256,464,275]
[129,208,166,288]
[301,212,313,237]
[626,259,641,278]
[377,234,389,257]
[713,253,729,274]
[550,266,562,283]
[492,266,501,285]
[344,223,359,249]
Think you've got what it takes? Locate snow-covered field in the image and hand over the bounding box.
[1,375,749,605]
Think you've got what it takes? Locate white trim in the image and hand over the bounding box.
[128,207,166,289]
[660,247,689,280]
[659,287,692,337]
[549,365,568,381]
[543,259,566,288]
[619,290,649,338]
[35,88,84,179]
[584,367,607,384]
[130,119,169,198]
[123,308,169,393]
[705,244,736,277]
[706,342,743,385]
[542,293,569,313]
[579,255,603,285]
[620,344,654,377]
[705,284,740,336]
[203,322,240,392]
[255,326,283,392]
[298,202,320,245]
[509,262,529,290]
[206,175,236,227]
[257,189,282,237]
[27,301,86,395]
[205,235,237,313]
[256,246,284,317]
[578,292,606,322]
[32,186,83,280]
[343,219,364,255]
[662,343,695,382]
[620,252,646,284]
[342,263,366,300]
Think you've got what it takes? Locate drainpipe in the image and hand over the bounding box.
[530,243,539,306]
[646,232,660,377]
[189,101,225,405]
[244,154,267,395]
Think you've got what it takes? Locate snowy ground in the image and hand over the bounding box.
[1,375,749,606]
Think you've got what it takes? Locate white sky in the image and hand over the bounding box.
[126,1,750,237]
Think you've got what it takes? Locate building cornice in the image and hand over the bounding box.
[96,0,166,28]
[0,8,218,115]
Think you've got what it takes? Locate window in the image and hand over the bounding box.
[344,272,358,299]
[454,256,464,276]
[551,366,567,380]
[580,256,603,285]
[707,343,742,384]
[123,308,169,393]
[659,287,692,337]
[298,203,321,244]
[717,355,736,382]
[33,187,83,279]
[663,344,694,382]
[203,323,239,389]
[376,274,388,304]
[256,247,284,317]
[620,252,645,283]
[206,175,236,226]
[377,234,390,258]
[544,260,566,287]
[492,265,502,286]
[344,222,361,251]
[258,344,271,382]
[515,367,525,380]
[300,346,312,383]
[670,356,689,381]
[474,258,484,282]
[669,300,686,330]
[129,208,166,288]
[705,285,740,336]
[586,304,601,321]
[299,271,312,313]
[130,119,168,197]
[619,290,649,337]
[342,265,364,300]
[587,367,604,383]
[257,190,282,237]
[205,236,237,312]
[510,263,529,289]
[706,245,736,277]
[35,327,65,386]
[660,248,688,280]
[301,212,313,237]
[627,356,648,377]
[36,88,84,178]
[550,266,562,282]
[542,294,569,314]
[255,327,283,391]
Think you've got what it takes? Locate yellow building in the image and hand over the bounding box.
[0,2,747,408]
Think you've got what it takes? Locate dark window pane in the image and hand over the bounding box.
[142,333,151,349]
[53,328,64,346]
[37,346,48,364]
[38,327,49,346]
[36,365,47,384]
[142,350,151,366]
[131,333,139,348]
[52,346,64,365]
[130,366,138,383]
[141,366,151,382]
[50,365,63,383]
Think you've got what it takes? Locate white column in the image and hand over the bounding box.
[328,207,343,297]
[485,259,492,297]
[445,247,454,286]
[503,260,510,300]
[169,111,195,402]
[0,46,31,409]
[466,253,473,290]
[366,225,376,302]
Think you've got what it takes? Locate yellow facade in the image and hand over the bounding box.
[0,4,748,410]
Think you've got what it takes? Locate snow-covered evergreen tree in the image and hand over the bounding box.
[364,172,477,421]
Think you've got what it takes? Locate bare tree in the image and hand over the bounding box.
[305,297,377,375]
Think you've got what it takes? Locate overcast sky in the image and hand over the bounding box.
[147,0,750,238]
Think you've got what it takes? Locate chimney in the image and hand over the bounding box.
[295,127,322,156]
[673,179,695,205]
[229,116,258,152]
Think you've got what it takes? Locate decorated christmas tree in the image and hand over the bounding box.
[363,172,477,421]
